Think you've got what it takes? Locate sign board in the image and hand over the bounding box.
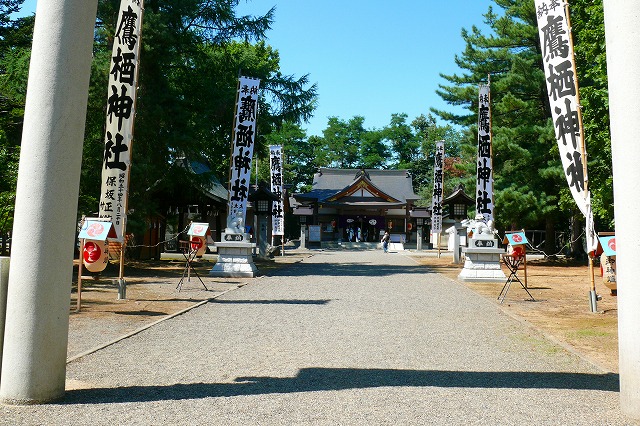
[431,140,445,234]
[269,145,284,236]
[474,239,495,248]
[78,219,117,241]
[308,225,321,242]
[227,76,261,223]
[224,234,244,242]
[598,235,616,256]
[503,232,529,246]
[476,84,494,222]
[187,222,209,237]
[98,0,145,242]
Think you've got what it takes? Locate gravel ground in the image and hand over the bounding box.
[0,249,632,425]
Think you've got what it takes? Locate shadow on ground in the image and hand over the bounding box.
[63,368,619,404]
[265,261,434,278]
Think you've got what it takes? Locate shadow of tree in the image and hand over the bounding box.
[62,367,619,404]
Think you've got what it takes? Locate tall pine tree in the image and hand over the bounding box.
[433,0,572,253]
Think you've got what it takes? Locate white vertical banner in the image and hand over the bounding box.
[431,141,445,234]
[269,145,284,236]
[476,83,494,223]
[535,0,596,253]
[98,0,144,242]
[228,76,261,224]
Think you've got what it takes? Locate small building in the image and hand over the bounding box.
[441,184,475,250]
[292,168,419,244]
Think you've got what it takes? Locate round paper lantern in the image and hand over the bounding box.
[190,236,207,256]
[83,240,108,273]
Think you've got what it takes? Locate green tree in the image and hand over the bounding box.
[433,0,565,242]
[312,115,390,170]
[570,0,612,228]
[382,113,419,169]
[80,1,317,238]
[319,116,366,168]
[0,2,33,236]
[411,113,464,193]
[359,128,389,169]
[262,121,315,192]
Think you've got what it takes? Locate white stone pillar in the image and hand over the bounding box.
[603,1,640,420]
[0,0,98,404]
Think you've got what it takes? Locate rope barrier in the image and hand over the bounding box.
[121,224,193,249]
[497,229,585,259]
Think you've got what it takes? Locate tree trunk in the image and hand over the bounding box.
[570,213,585,259]
[545,217,555,257]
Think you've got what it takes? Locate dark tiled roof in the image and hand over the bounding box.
[189,161,228,202]
[297,168,419,203]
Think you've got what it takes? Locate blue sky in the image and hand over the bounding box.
[236,0,495,136]
[15,0,495,136]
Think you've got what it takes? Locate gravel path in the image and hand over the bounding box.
[0,250,631,425]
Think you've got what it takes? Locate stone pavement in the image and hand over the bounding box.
[0,249,633,425]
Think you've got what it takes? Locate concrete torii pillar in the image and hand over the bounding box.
[603,1,640,420]
[0,0,98,404]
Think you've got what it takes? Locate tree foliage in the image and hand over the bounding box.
[81,1,318,233]
[433,0,586,235]
[0,0,33,235]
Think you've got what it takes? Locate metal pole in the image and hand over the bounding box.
[77,239,84,312]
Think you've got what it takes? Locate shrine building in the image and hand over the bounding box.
[292,168,419,244]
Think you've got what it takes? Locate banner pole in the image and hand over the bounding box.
[77,239,84,312]
[565,2,598,310]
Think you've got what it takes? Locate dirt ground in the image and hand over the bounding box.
[69,250,618,374]
[412,254,619,373]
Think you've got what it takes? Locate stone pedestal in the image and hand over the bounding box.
[458,238,506,282]
[210,233,257,278]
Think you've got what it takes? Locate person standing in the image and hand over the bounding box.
[381,230,390,253]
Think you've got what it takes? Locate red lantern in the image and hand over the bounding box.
[83,240,108,273]
[190,236,206,256]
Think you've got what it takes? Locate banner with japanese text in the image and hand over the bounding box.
[228,76,261,224]
[535,0,597,253]
[431,141,445,234]
[476,84,494,223]
[98,0,144,242]
[269,145,284,236]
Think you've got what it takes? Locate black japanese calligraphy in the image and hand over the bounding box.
[107,84,134,131]
[111,47,136,85]
[547,60,575,101]
[230,178,248,202]
[116,6,138,51]
[477,190,492,215]
[104,131,128,171]
[239,93,257,123]
[565,150,585,193]
[233,148,251,178]
[540,14,569,61]
[236,124,254,148]
[554,97,580,149]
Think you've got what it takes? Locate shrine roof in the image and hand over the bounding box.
[294,168,419,204]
